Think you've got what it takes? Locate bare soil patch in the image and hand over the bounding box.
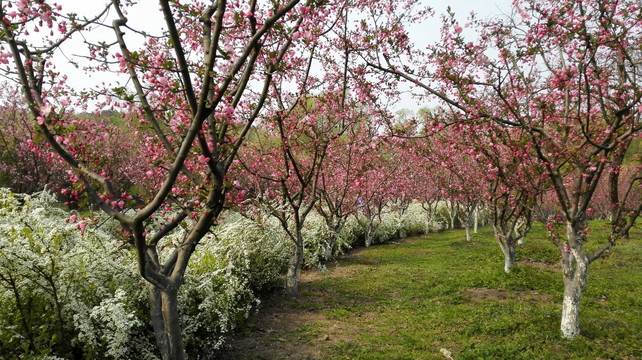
[464,287,553,303]
[518,257,560,271]
[216,303,330,360]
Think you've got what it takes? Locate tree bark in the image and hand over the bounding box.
[514,217,527,245]
[424,209,433,232]
[464,211,473,241]
[502,242,516,273]
[398,215,407,239]
[560,253,588,339]
[324,230,337,260]
[493,226,516,273]
[365,217,375,247]
[560,222,590,339]
[149,285,185,360]
[324,221,343,260]
[286,239,303,298]
[473,207,479,233]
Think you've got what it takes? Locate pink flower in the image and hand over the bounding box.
[40,104,52,117]
[0,51,12,64]
[198,155,209,164]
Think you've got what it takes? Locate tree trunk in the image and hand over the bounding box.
[560,252,589,338]
[395,205,408,238]
[424,209,433,232]
[149,285,185,360]
[286,240,303,298]
[324,230,337,260]
[464,211,472,241]
[560,223,590,339]
[473,208,479,233]
[502,242,516,273]
[515,219,525,245]
[365,217,375,247]
[324,222,343,260]
[493,224,517,274]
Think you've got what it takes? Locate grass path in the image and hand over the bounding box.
[216,224,641,359]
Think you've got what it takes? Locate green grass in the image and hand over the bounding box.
[234,222,642,359]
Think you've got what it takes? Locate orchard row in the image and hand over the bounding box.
[0,0,640,358]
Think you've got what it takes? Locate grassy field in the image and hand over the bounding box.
[219,222,642,359]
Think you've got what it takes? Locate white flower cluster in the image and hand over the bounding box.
[0,188,149,359]
[77,289,142,359]
[354,203,443,247]
[178,212,291,354]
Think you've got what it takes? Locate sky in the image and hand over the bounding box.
[397,0,513,111]
[48,0,513,111]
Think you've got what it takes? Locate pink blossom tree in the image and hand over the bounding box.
[374,0,642,338]
[353,137,409,246]
[405,107,546,271]
[239,91,352,298]
[412,162,446,229]
[0,88,68,194]
[315,110,377,259]
[469,124,548,273]
[0,0,332,357]
[411,122,487,240]
[235,0,404,295]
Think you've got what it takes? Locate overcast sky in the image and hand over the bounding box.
[49,0,512,111]
[398,0,513,111]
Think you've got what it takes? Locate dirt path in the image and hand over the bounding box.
[214,250,371,360]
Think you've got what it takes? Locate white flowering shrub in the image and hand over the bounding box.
[0,190,292,359]
[404,202,445,234]
[77,289,143,359]
[0,188,152,359]
[177,211,290,358]
[336,216,367,250]
[301,214,332,269]
[344,203,443,248]
[401,203,428,236]
[371,212,399,244]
